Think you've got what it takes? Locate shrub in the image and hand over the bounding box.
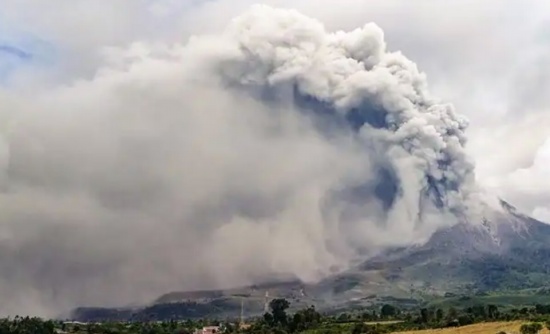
[520,322,543,334]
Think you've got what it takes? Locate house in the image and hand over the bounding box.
[239,323,251,330]
[194,325,221,334]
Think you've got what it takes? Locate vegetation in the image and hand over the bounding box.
[520,322,543,334]
[0,316,56,334]
[8,298,550,334]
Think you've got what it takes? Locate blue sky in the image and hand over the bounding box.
[0,44,31,81]
[0,18,55,84]
[0,0,201,85]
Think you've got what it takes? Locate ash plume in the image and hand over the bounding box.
[0,5,484,317]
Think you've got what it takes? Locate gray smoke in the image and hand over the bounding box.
[0,5,488,317]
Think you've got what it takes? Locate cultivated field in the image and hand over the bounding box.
[395,321,550,334]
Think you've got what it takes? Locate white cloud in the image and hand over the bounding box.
[490,138,550,222]
[534,207,550,223]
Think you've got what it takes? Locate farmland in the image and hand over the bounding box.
[395,321,550,334]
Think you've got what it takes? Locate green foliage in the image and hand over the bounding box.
[379,305,397,319]
[434,309,444,322]
[350,323,382,334]
[267,298,290,327]
[419,308,429,323]
[9,298,550,334]
[288,306,321,333]
[0,316,55,334]
[520,322,543,334]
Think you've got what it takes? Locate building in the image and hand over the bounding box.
[194,325,221,334]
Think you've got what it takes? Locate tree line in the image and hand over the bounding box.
[5,299,550,334]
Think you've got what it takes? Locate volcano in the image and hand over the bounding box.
[58,5,550,322]
[71,200,550,321]
[311,200,550,303]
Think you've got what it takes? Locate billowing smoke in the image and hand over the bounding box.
[0,5,481,316]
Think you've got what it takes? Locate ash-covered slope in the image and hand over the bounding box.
[151,201,550,304]
[315,200,550,304]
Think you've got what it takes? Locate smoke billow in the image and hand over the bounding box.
[0,5,482,316]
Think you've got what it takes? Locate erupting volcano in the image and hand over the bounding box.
[0,4,548,319]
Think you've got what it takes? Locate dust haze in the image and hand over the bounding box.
[0,4,495,317]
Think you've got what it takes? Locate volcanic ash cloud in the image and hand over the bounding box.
[0,5,482,316]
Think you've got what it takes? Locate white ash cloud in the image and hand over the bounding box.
[0,4,486,317]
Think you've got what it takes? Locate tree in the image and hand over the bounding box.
[0,316,56,334]
[446,307,458,322]
[435,309,444,322]
[457,314,474,326]
[269,298,291,327]
[466,305,486,319]
[535,304,550,314]
[420,308,429,324]
[263,312,274,327]
[336,313,351,322]
[520,323,543,334]
[351,322,367,334]
[487,305,499,319]
[273,328,288,334]
[380,305,398,319]
[361,312,375,321]
[289,306,321,332]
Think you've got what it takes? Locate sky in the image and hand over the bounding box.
[0,0,549,317]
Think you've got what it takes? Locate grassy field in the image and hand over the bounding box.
[365,320,404,325]
[394,321,550,334]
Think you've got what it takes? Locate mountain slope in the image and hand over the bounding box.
[318,201,550,301]
[70,201,550,321]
